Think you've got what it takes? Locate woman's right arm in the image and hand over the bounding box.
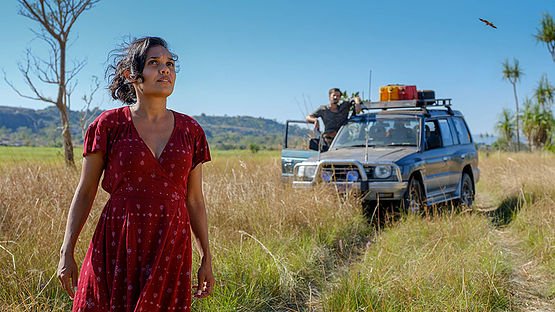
[57,152,105,299]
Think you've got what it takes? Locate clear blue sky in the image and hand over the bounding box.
[0,0,553,134]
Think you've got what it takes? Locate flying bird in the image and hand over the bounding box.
[479,18,497,29]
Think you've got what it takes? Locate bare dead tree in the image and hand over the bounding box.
[80,76,101,138]
[4,0,99,167]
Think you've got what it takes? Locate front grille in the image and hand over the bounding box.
[321,164,362,182]
[320,164,398,182]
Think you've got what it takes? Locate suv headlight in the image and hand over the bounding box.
[374,165,392,179]
[296,164,317,179]
[346,170,359,182]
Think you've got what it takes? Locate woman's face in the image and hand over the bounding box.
[137,45,176,99]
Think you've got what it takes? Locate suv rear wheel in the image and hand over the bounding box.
[458,173,474,207]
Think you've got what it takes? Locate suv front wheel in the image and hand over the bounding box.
[403,176,425,214]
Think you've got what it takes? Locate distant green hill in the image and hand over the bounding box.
[0,105,89,133]
[0,106,309,150]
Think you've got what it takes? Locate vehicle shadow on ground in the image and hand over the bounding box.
[485,191,537,227]
[362,197,528,230]
[486,196,521,227]
[362,201,446,229]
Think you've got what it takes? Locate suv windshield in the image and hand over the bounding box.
[333,117,420,148]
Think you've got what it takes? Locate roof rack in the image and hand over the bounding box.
[360,98,453,115]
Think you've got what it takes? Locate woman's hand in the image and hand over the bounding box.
[194,256,215,299]
[57,252,79,299]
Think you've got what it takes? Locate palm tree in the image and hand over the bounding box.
[496,108,515,150]
[534,76,555,148]
[535,13,555,62]
[535,74,555,110]
[521,77,555,150]
[502,59,523,151]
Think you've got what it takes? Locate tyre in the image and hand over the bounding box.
[458,172,474,208]
[403,176,425,214]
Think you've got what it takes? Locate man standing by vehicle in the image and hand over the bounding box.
[306,88,362,145]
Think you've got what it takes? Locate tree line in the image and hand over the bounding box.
[0,107,309,151]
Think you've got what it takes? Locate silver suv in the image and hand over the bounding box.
[281,99,479,213]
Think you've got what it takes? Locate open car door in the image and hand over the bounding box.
[281,120,319,180]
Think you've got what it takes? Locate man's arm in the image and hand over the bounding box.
[306,114,318,124]
[307,107,323,128]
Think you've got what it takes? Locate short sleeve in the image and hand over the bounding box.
[312,106,326,118]
[192,125,211,169]
[83,117,109,157]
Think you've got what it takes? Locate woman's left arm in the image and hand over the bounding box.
[186,164,214,298]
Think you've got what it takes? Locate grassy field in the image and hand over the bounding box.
[0,147,553,311]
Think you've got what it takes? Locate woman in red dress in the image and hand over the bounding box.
[56,37,214,311]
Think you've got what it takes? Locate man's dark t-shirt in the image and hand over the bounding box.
[312,100,354,133]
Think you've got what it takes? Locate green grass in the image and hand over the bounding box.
[0,146,73,163]
[192,226,371,312]
[321,214,511,311]
[211,149,280,159]
[0,146,279,163]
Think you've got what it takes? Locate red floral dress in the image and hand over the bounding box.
[72,106,210,312]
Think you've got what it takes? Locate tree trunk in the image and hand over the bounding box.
[60,106,75,167]
[512,83,520,152]
[58,41,75,168]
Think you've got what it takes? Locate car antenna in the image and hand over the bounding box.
[365,69,372,162]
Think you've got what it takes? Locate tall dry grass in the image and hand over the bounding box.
[0,152,371,311]
[196,154,372,311]
[0,150,553,311]
[479,152,555,300]
[322,151,555,311]
[0,162,97,311]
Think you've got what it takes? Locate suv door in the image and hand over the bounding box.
[421,119,446,197]
[436,118,460,194]
[421,119,458,201]
[281,120,318,179]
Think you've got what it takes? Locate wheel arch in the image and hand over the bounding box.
[462,165,475,191]
[407,170,426,199]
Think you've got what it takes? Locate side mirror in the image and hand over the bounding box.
[308,138,320,151]
[308,137,329,152]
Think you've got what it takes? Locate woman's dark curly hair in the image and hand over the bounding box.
[107,37,178,105]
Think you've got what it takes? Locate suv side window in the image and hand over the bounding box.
[452,117,472,144]
[424,120,441,150]
[438,119,454,146]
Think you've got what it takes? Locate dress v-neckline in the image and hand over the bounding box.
[126,106,177,162]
